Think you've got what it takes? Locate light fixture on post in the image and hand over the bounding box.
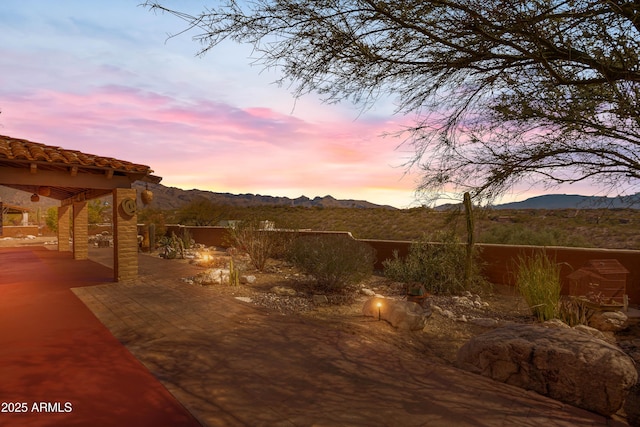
[377,301,382,321]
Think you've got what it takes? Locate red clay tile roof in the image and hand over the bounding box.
[0,134,153,174]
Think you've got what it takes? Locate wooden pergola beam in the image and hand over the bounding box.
[0,168,137,190]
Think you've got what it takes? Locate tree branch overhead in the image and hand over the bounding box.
[144,0,640,204]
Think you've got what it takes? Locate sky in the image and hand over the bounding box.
[0,1,596,208]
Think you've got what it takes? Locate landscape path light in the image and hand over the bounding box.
[197,250,212,265]
[377,301,382,321]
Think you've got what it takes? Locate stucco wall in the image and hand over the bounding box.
[1,225,39,237]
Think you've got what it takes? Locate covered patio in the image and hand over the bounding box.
[0,135,161,281]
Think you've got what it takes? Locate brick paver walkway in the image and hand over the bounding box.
[71,249,627,426]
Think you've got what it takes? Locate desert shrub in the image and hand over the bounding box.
[228,219,291,271]
[557,297,592,326]
[138,207,167,246]
[287,234,375,292]
[158,232,185,259]
[515,251,562,321]
[479,223,589,247]
[45,207,59,233]
[181,227,194,249]
[383,230,486,295]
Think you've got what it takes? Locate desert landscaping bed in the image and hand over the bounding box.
[175,247,638,365]
[169,245,640,423]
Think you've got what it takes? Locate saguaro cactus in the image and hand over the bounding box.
[463,192,475,285]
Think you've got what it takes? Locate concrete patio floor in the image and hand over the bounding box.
[0,245,629,426]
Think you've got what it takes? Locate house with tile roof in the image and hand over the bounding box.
[0,135,161,281]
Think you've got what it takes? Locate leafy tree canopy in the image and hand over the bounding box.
[145,0,640,204]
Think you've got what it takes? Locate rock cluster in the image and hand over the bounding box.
[270,286,298,296]
[589,310,629,332]
[183,268,256,286]
[251,293,313,314]
[182,268,231,285]
[431,292,498,325]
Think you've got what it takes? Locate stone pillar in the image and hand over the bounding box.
[58,205,71,252]
[73,201,88,260]
[113,188,138,281]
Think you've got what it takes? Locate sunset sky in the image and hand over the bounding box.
[1,1,597,208]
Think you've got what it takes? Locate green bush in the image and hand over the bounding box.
[383,230,486,295]
[45,207,58,232]
[515,251,561,321]
[137,207,167,246]
[287,234,375,292]
[479,223,589,247]
[181,227,194,250]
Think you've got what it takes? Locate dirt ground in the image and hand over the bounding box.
[173,246,640,372]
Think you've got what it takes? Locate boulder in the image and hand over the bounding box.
[589,310,628,332]
[541,319,571,329]
[191,268,230,285]
[240,275,256,284]
[362,297,431,331]
[573,324,608,341]
[469,317,502,328]
[207,268,230,285]
[456,324,638,416]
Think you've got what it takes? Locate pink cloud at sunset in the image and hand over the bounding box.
[1,80,420,206]
[0,1,434,207]
[1,1,600,208]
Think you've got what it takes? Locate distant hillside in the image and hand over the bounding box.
[133,182,396,210]
[0,183,395,211]
[434,193,640,210]
[5,181,638,212]
[0,186,58,210]
[494,193,640,210]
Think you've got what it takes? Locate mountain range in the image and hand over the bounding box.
[133,182,394,209]
[493,193,640,210]
[1,182,638,211]
[132,184,640,210]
